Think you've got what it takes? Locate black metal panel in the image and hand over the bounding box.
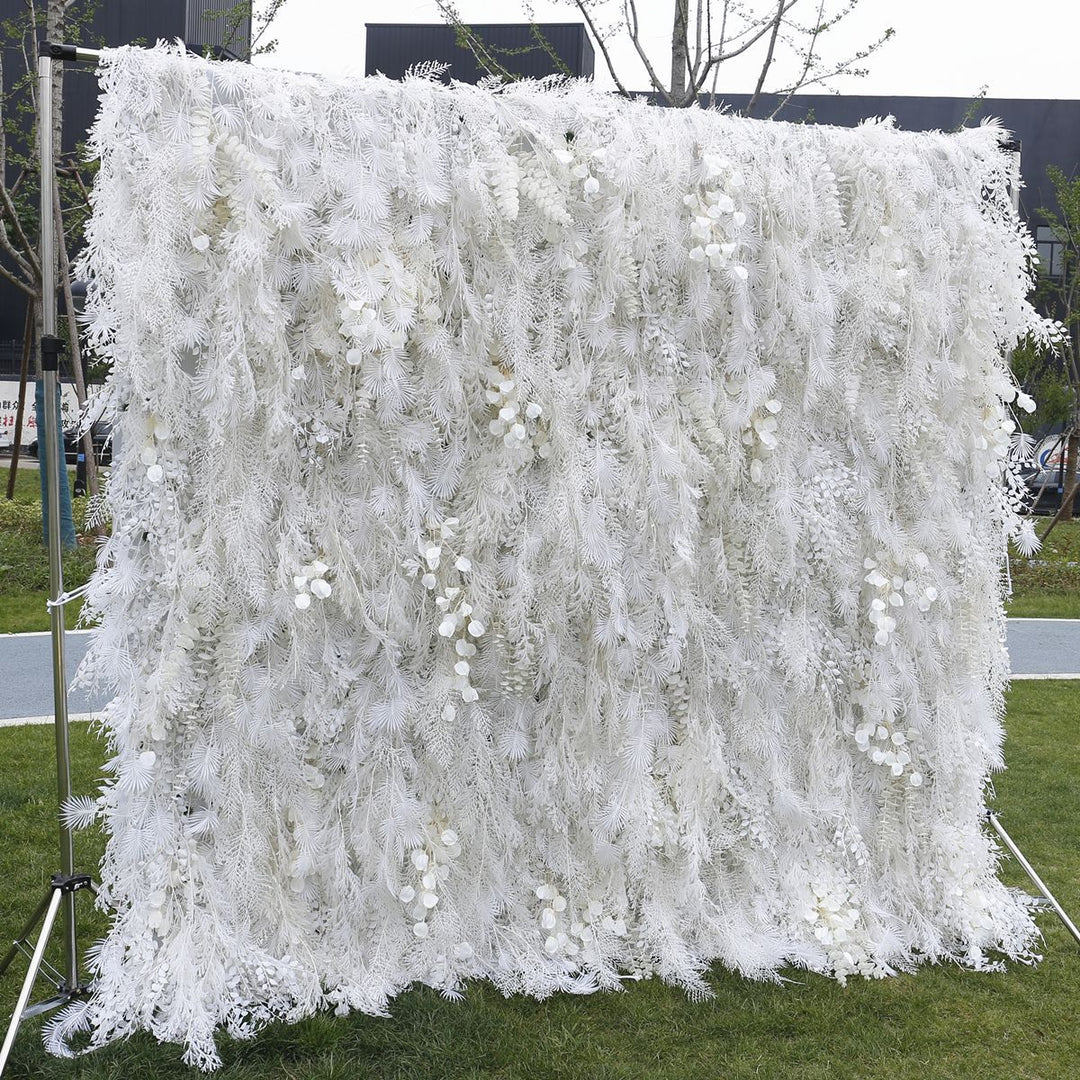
[366,23,594,82]
[186,0,251,56]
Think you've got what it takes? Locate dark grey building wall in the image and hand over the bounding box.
[366,23,594,82]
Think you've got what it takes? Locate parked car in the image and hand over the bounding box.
[1023,432,1080,516]
[27,420,112,467]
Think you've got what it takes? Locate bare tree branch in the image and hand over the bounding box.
[0,217,38,283]
[764,0,825,116]
[683,0,804,102]
[694,0,704,84]
[623,1,676,105]
[0,184,42,278]
[711,0,801,65]
[710,1,732,100]
[571,2,633,97]
[768,25,894,101]
[433,1,891,114]
[742,1,786,116]
[0,32,41,278]
[434,0,518,81]
[0,255,37,297]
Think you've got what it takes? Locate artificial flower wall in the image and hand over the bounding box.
[63,44,1050,1069]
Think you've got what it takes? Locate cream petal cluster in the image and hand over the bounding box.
[802,880,880,985]
[685,153,748,277]
[403,827,462,939]
[740,397,781,482]
[293,560,331,609]
[534,884,627,961]
[853,719,921,785]
[419,518,484,703]
[486,365,548,462]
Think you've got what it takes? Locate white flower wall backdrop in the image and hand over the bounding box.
[65,44,1051,1068]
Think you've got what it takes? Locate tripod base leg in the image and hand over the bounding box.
[0,890,53,981]
[0,887,63,1075]
[987,811,1080,948]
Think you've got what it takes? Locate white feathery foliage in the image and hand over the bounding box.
[67,44,1051,1069]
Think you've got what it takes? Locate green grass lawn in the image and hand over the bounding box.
[1007,518,1080,619]
[0,465,96,633]
[1,681,1077,1079]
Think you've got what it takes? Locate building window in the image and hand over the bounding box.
[1035,226,1067,279]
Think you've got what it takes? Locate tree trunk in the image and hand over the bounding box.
[54,176,99,501]
[4,299,33,500]
[1063,428,1080,519]
[670,0,689,103]
[47,3,64,163]
[1041,426,1080,542]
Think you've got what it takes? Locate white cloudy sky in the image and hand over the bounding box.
[253,0,1079,100]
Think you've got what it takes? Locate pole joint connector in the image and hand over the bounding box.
[39,41,78,61]
[50,874,93,895]
[40,335,65,372]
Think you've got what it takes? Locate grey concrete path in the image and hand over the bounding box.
[1,620,1077,723]
[1,629,98,722]
[1006,619,1080,678]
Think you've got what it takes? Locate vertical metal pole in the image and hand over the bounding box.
[37,48,78,992]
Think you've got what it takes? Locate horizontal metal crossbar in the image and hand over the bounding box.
[39,41,102,64]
